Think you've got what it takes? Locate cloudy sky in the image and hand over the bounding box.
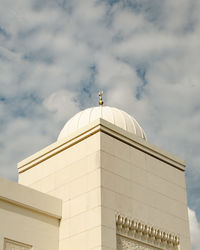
[0,0,199,248]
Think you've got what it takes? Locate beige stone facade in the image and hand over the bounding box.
[1,117,191,250]
[0,176,61,250]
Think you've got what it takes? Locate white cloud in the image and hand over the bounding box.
[188,208,200,250]
[43,90,79,121]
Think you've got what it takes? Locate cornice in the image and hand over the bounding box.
[99,119,185,171]
[116,214,180,249]
[18,122,101,173]
[18,118,185,174]
[0,176,62,219]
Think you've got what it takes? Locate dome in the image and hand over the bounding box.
[57,106,146,141]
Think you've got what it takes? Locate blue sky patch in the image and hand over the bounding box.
[136,65,148,100]
[0,27,10,40]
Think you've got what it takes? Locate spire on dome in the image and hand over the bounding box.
[99,91,103,106]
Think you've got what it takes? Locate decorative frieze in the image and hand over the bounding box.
[116,214,180,250]
[4,238,32,250]
[117,235,160,250]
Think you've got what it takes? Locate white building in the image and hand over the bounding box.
[0,101,191,250]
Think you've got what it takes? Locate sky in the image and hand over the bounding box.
[0,0,199,248]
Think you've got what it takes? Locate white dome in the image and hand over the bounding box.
[57,106,146,141]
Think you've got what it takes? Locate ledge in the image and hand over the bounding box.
[99,119,185,171]
[17,118,185,174]
[0,176,62,219]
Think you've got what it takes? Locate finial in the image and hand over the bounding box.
[99,91,104,106]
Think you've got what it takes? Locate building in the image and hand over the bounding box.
[0,97,191,250]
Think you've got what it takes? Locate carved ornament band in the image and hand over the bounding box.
[116,214,180,249]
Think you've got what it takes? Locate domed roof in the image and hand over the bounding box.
[57,106,146,141]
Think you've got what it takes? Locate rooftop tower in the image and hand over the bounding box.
[18,94,191,250]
